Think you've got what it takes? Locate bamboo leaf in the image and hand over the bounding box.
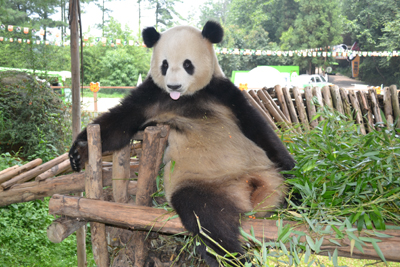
[372,241,387,264]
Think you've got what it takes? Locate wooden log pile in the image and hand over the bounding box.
[248,84,400,134]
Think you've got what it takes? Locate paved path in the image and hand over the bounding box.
[82,97,122,112]
[328,74,368,89]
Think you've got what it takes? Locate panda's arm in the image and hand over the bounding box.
[69,78,161,171]
[208,77,295,171]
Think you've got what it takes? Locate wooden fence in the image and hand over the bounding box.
[245,85,400,134]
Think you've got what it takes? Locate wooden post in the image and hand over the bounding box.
[69,0,85,264]
[292,87,310,131]
[389,85,400,129]
[348,90,366,135]
[86,124,109,267]
[248,90,274,121]
[330,85,344,114]
[94,91,98,112]
[383,87,394,127]
[256,90,291,130]
[112,145,131,204]
[339,89,352,118]
[274,85,291,123]
[282,87,302,133]
[369,88,383,129]
[322,85,333,109]
[128,126,167,266]
[243,90,277,130]
[357,91,375,132]
[304,86,318,127]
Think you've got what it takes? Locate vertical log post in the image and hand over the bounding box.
[292,86,310,131]
[330,85,344,115]
[322,85,333,109]
[129,126,169,266]
[304,86,318,127]
[86,125,110,267]
[282,87,302,133]
[369,88,383,129]
[357,91,375,132]
[257,90,291,130]
[383,87,394,127]
[243,90,277,130]
[340,88,352,118]
[69,0,85,264]
[275,85,291,123]
[349,91,367,135]
[312,87,324,121]
[112,145,131,204]
[389,85,400,129]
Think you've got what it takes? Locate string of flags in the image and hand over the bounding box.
[1,23,399,58]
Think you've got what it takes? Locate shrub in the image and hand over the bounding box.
[0,71,72,160]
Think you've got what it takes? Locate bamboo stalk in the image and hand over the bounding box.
[312,87,324,121]
[85,124,109,267]
[248,90,273,119]
[0,159,42,185]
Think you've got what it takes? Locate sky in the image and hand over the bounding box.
[77,0,207,37]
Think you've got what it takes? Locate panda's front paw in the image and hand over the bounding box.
[69,140,88,172]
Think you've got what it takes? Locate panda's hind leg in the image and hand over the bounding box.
[171,183,251,267]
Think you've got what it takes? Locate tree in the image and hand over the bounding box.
[341,0,400,86]
[145,0,183,31]
[198,0,230,27]
[280,0,343,73]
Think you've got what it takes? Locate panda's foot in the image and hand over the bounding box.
[69,140,88,172]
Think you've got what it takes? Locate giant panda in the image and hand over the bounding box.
[69,21,295,266]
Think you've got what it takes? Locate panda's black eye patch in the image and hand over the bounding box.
[161,60,168,76]
[183,59,194,75]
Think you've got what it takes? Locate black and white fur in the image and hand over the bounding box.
[69,21,295,267]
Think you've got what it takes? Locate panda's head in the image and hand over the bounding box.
[142,21,224,100]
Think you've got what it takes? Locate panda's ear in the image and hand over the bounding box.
[202,21,223,44]
[142,27,160,48]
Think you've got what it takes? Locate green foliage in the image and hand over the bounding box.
[0,152,23,170]
[0,71,72,159]
[284,108,400,227]
[0,198,96,267]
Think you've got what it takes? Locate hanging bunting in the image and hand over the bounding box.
[8,25,13,32]
[24,27,29,34]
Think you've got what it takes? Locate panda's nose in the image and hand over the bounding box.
[167,84,182,90]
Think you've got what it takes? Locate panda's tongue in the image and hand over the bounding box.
[170,91,181,100]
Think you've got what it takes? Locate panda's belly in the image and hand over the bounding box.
[159,112,276,202]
